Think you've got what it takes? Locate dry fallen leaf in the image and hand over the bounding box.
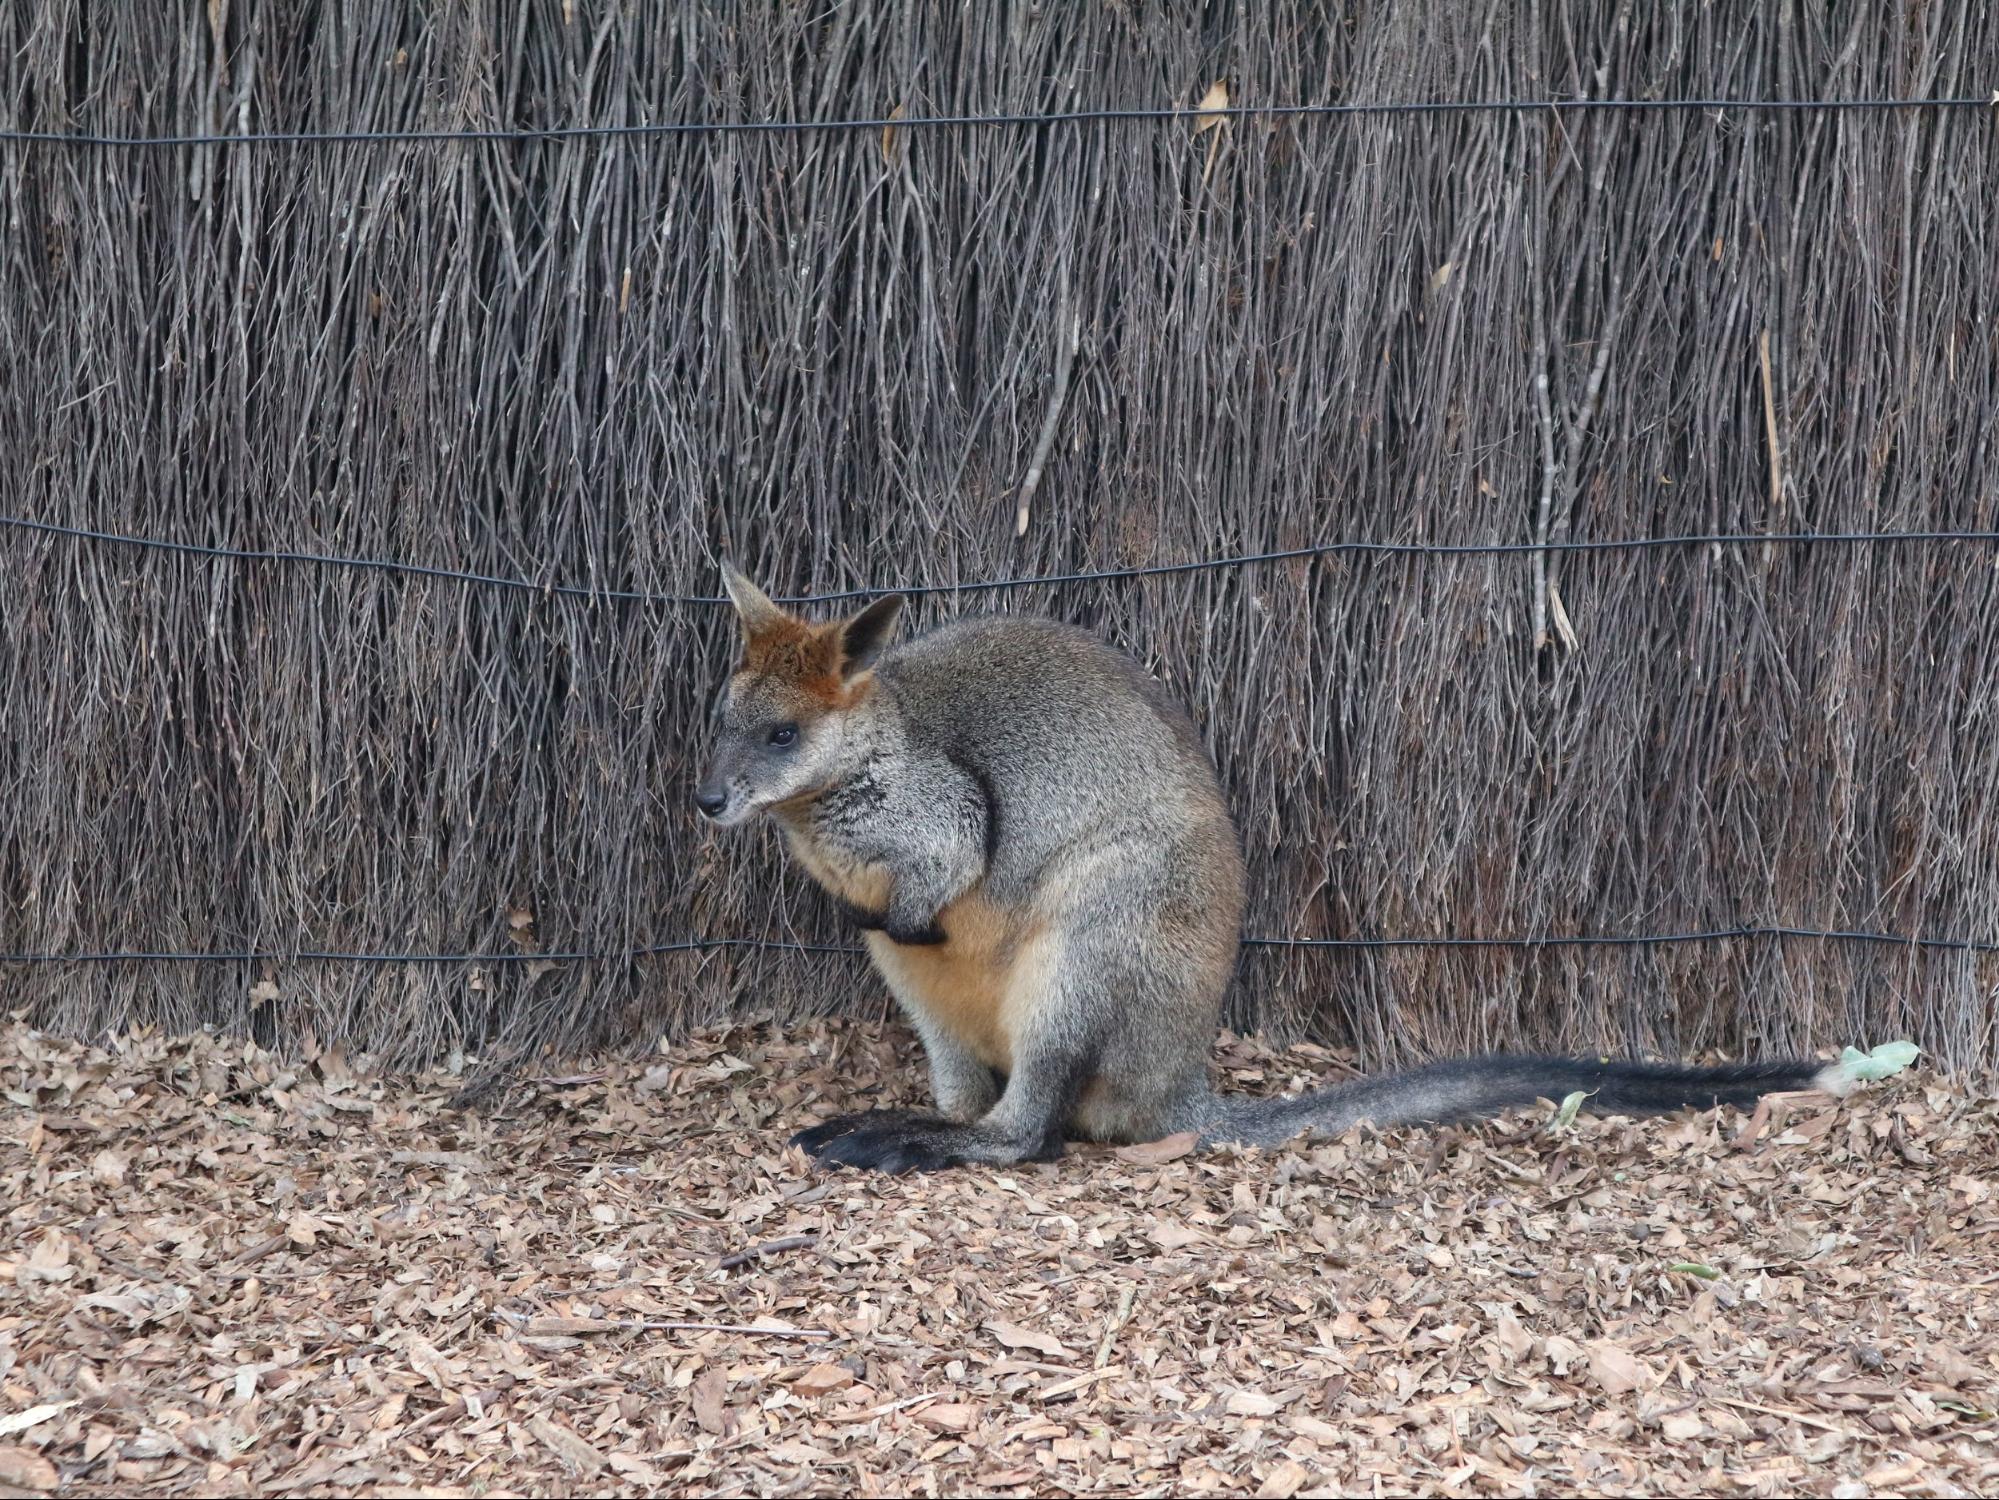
[987,1319,1070,1360]
[1149,1220,1208,1250]
[769,1439,838,1464]
[1114,1130,1198,1166]
[1257,1458,1313,1498]
[914,1402,979,1433]
[1225,1389,1282,1417]
[1923,1341,1989,1390]
[1544,1334,1588,1375]
[528,1415,606,1477]
[405,1335,455,1394]
[607,1451,663,1485]
[0,1403,75,1439]
[788,1364,855,1398]
[1659,1411,1705,1442]
[1865,1458,1932,1488]
[1291,1412,1341,1444]
[0,1446,57,1492]
[1494,1311,1535,1362]
[691,1368,733,1437]
[1587,1339,1653,1395]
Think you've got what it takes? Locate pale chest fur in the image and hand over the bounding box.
[777,818,891,911]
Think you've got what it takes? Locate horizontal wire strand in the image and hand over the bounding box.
[4,513,1996,605]
[1,95,1990,149]
[2,925,1993,965]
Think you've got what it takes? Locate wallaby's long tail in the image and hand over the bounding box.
[1195,1054,1854,1150]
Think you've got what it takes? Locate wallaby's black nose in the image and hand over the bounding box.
[695,788,729,819]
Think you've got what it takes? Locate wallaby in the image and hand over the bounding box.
[695,564,1866,1174]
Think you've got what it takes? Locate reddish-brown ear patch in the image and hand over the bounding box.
[741,620,855,705]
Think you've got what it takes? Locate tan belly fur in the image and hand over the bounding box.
[867,891,1046,1074]
[779,816,1049,1074]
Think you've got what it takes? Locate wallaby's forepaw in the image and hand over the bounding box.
[832,899,886,933]
[790,1109,966,1174]
[831,902,945,945]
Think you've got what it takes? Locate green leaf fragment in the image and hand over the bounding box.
[1835,1040,1921,1083]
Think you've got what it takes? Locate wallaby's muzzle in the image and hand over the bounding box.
[693,754,742,822]
[694,740,758,826]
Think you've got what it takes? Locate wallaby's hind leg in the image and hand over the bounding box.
[791,1013,1003,1156]
[792,896,1217,1173]
[909,1009,1005,1122]
[796,1036,1090,1174]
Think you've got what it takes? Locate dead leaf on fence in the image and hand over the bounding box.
[1548,576,1580,651]
[1194,79,1230,188]
[1192,79,1230,133]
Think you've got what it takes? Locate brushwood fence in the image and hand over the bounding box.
[2,3,1995,1075]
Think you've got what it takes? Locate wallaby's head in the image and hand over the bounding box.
[695,563,904,827]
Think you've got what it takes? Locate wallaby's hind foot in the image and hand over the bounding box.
[788,1108,932,1156]
[792,1108,1067,1175]
[795,1110,961,1173]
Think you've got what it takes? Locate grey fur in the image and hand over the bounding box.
[698,575,1843,1174]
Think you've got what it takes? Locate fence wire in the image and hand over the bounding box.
[2,93,1990,150]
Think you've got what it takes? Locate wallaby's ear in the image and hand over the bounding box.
[837,592,905,678]
[719,560,790,638]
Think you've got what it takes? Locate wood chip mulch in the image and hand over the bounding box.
[3,1019,1995,1497]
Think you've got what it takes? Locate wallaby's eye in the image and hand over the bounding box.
[767,723,798,748]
